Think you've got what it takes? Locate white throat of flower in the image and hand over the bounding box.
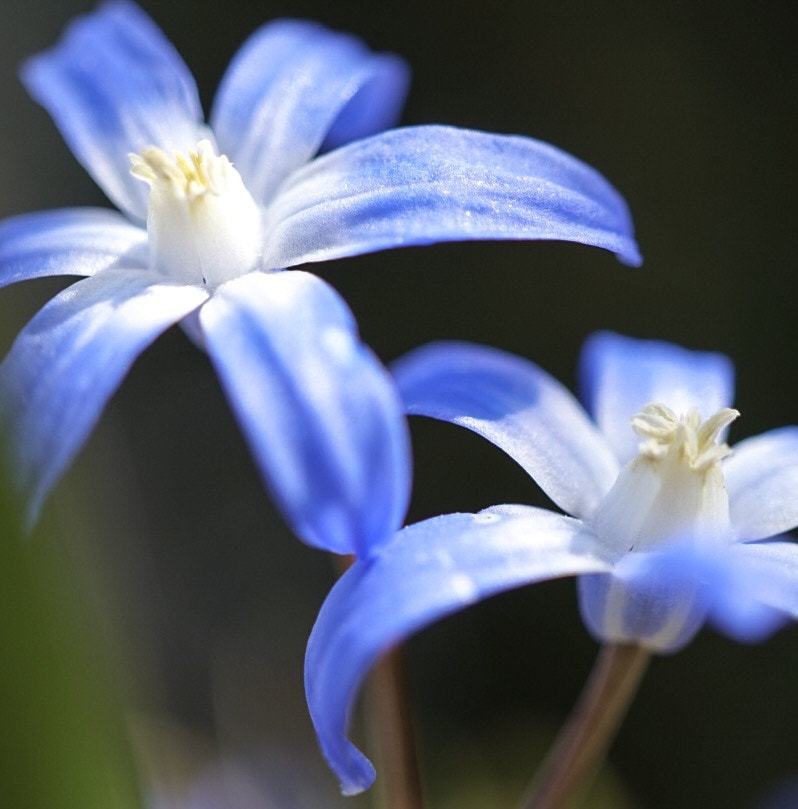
[591,403,740,559]
[130,140,262,287]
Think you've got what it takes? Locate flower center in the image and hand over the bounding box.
[130,140,262,287]
[631,403,738,471]
[591,403,739,558]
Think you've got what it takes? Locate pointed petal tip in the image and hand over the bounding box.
[305,507,609,790]
[201,271,410,557]
[0,272,207,529]
[264,125,645,271]
[617,241,643,268]
[337,756,376,796]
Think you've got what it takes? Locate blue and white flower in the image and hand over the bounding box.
[0,2,640,551]
[306,332,798,793]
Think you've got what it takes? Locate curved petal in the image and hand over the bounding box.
[262,125,642,270]
[0,208,148,289]
[604,540,798,645]
[724,427,798,540]
[212,19,409,203]
[392,341,619,519]
[578,558,709,654]
[21,0,210,222]
[727,541,798,629]
[305,504,609,794]
[199,270,410,556]
[579,331,735,464]
[0,269,208,528]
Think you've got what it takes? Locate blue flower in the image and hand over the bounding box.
[0,2,640,551]
[306,332,798,793]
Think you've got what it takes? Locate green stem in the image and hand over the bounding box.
[518,643,650,809]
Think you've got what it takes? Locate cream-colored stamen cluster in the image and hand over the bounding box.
[585,402,740,649]
[130,140,262,287]
[632,403,739,473]
[130,140,229,203]
[591,401,739,562]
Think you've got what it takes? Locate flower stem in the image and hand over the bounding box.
[368,645,425,809]
[332,554,424,809]
[518,643,650,809]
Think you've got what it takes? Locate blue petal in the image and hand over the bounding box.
[755,775,798,809]
[262,125,642,270]
[305,504,609,794]
[0,208,147,289]
[392,341,619,519]
[199,270,410,556]
[0,270,208,528]
[21,0,210,222]
[578,566,708,654]
[724,427,798,540]
[212,19,409,204]
[580,538,798,652]
[579,331,735,464]
[724,541,798,637]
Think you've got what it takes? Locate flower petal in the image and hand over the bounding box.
[199,270,410,556]
[262,125,642,270]
[305,504,609,794]
[579,331,735,464]
[578,562,709,654]
[212,19,409,204]
[392,341,619,519]
[601,540,798,646]
[0,270,208,528]
[726,541,798,632]
[0,208,148,289]
[21,0,209,222]
[724,427,798,540]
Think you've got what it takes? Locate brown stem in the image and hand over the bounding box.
[332,554,424,809]
[368,645,425,809]
[518,643,650,809]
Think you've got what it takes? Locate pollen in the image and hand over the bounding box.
[631,403,740,472]
[129,140,230,203]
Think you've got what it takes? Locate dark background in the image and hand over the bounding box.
[1,2,797,807]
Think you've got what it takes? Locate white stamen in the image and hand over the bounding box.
[632,403,739,471]
[130,140,262,287]
[591,403,739,559]
[580,402,740,651]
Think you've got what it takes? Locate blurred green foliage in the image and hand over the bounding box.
[0,472,142,809]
